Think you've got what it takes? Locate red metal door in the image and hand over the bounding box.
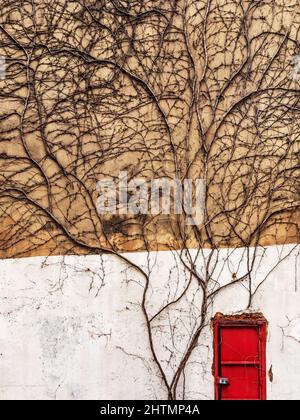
[214,319,267,400]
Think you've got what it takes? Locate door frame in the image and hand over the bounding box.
[213,317,267,401]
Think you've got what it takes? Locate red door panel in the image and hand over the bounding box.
[214,320,267,400]
[221,366,260,400]
[221,327,260,363]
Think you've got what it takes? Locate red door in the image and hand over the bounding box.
[214,319,267,400]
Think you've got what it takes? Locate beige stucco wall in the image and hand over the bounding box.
[0,0,299,258]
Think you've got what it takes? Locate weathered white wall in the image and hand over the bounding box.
[0,244,299,400]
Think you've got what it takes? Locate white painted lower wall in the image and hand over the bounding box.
[0,244,299,400]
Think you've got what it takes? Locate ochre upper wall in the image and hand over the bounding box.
[0,0,299,258]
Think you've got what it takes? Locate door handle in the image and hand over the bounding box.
[218,377,230,386]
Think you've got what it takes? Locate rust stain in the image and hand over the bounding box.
[268,366,274,383]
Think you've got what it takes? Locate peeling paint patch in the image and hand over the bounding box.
[212,312,268,326]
